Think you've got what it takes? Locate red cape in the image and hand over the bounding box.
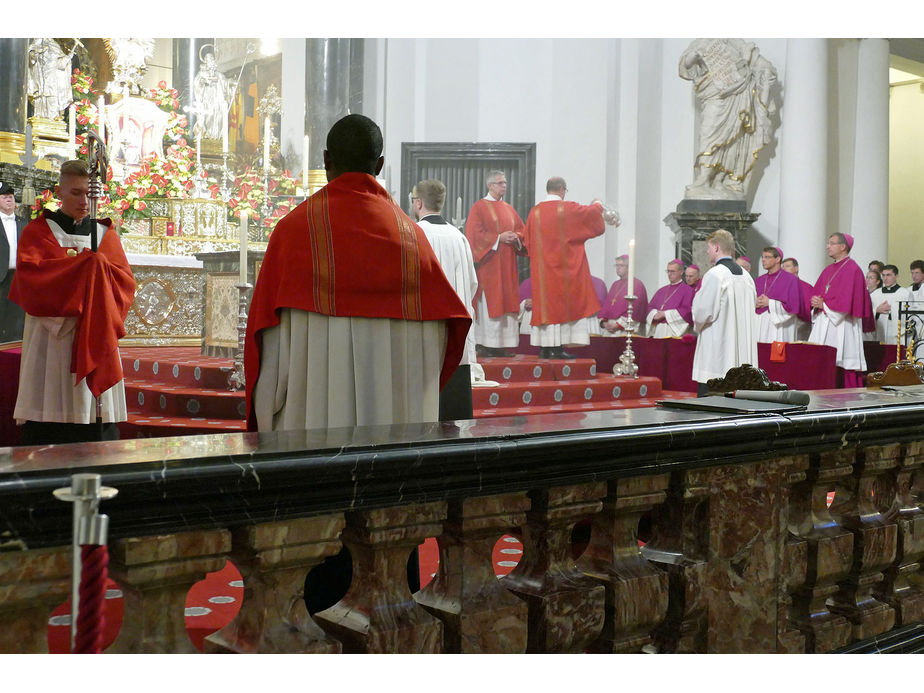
[244,173,472,428]
[465,198,525,318]
[9,212,135,397]
[520,200,604,325]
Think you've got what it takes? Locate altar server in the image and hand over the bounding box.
[755,246,803,343]
[465,170,525,357]
[245,114,470,431]
[646,259,694,338]
[691,229,758,393]
[11,160,135,444]
[872,264,910,344]
[519,176,607,359]
[412,178,480,418]
[808,233,874,387]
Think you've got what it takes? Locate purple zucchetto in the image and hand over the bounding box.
[843,233,854,251]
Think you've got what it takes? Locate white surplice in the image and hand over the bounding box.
[691,261,758,384]
[757,298,799,343]
[14,220,126,425]
[417,216,479,367]
[869,285,911,344]
[252,308,447,431]
[808,305,867,371]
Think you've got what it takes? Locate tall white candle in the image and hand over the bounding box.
[97,97,105,143]
[263,117,271,172]
[627,238,636,295]
[302,134,310,186]
[455,196,462,221]
[222,108,228,154]
[68,105,76,156]
[239,211,248,284]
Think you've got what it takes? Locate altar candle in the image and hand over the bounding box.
[263,117,271,172]
[222,108,228,154]
[239,211,248,284]
[455,196,462,221]
[302,134,310,186]
[97,97,105,142]
[627,238,636,295]
[68,105,76,155]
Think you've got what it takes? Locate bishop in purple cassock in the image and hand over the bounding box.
[646,259,694,337]
[600,254,648,336]
[755,247,804,343]
[808,233,874,387]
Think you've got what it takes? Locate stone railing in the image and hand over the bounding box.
[2,389,923,653]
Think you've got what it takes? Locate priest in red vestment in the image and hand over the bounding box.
[10,159,136,445]
[807,233,874,387]
[465,170,525,357]
[599,254,648,336]
[518,177,607,359]
[245,114,471,432]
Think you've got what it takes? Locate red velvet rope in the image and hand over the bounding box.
[74,544,108,654]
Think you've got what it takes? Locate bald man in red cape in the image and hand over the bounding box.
[519,177,607,358]
[10,160,135,445]
[245,115,471,431]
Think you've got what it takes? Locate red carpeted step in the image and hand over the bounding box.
[124,377,247,420]
[122,348,232,390]
[479,356,597,383]
[472,389,697,419]
[472,375,661,411]
[120,415,247,438]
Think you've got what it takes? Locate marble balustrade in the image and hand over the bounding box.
[1,389,924,653]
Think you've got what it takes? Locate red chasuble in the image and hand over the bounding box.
[520,199,604,326]
[464,198,524,318]
[9,213,136,397]
[811,256,875,333]
[244,173,472,422]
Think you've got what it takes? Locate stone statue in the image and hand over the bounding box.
[192,50,230,141]
[679,38,778,200]
[27,38,75,120]
[106,38,156,95]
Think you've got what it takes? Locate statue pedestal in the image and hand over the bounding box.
[664,199,760,271]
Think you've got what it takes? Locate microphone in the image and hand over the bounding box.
[726,390,810,406]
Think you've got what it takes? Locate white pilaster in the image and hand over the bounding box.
[279,39,306,162]
[848,38,890,267]
[778,39,829,282]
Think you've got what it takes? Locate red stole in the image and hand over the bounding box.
[10,213,136,397]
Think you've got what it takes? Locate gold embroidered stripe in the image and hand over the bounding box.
[392,203,422,320]
[307,189,336,314]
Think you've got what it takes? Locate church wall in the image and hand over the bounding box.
[889,81,924,266]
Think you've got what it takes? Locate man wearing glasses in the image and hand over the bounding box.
[465,171,525,357]
[645,260,694,338]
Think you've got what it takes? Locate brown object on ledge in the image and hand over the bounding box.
[706,363,787,394]
[867,360,924,388]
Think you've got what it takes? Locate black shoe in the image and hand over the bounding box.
[558,349,577,359]
[538,347,553,359]
[491,347,514,357]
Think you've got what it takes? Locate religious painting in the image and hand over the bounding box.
[106,96,170,180]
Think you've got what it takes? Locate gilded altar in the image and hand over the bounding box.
[121,199,268,346]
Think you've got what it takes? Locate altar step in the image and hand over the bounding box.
[116,347,694,437]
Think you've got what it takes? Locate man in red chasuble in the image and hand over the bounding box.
[245,114,471,432]
[519,176,607,359]
[11,160,136,445]
[465,170,526,357]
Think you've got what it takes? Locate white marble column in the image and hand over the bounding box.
[280,39,306,166]
[778,39,829,283]
[848,38,890,268]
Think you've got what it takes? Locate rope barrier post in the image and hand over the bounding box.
[54,474,118,653]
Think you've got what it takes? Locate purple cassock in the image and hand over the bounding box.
[519,277,532,302]
[796,278,814,324]
[648,281,694,325]
[811,256,875,333]
[754,268,803,318]
[599,277,648,321]
[520,275,606,312]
